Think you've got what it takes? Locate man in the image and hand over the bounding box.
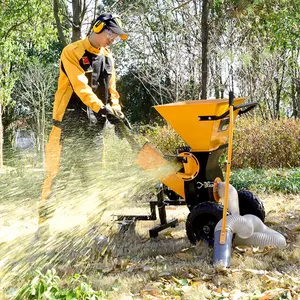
[38,13,128,235]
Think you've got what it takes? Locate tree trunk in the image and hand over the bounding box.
[275,58,286,119]
[201,0,209,99]
[0,102,3,169]
[291,50,300,118]
[41,95,46,165]
[72,0,82,42]
[295,76,300,118]
[274,76,280,119]
[36,109,41,153]
[53,0,67,46]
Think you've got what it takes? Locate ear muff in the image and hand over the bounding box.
[93,19,105,33]
[93,14,119,33]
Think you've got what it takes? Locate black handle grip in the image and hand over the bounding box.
[197,101,258,121]
[229,91,234,106]
[235,102,258,116]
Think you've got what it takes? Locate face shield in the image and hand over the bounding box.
[105,28,121,44]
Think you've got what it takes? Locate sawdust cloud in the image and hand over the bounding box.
[0,126,181,290]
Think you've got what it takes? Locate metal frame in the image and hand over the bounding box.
[115,186,186,238]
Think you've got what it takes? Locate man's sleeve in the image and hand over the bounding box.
[61,47,104,113]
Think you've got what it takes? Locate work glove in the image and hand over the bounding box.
[99,104,121,124]
[111,105,124,119]
[99,104,114,116]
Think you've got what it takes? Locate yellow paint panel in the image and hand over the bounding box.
[155,98,244,151]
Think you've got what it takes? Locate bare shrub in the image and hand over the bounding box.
[233,118,300,168]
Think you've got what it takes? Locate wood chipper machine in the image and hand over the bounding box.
[117,95,265,245]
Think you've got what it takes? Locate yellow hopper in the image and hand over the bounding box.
[154,98,244,152]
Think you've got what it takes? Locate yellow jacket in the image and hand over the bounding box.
[53,37,120,121]
[39,37,122,221]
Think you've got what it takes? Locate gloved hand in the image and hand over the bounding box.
[99,104,115,116]
[99,104,120,124]
[111,105,124,119]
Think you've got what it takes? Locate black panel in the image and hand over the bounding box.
[184,148,225,210]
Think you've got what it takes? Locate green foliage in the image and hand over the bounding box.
[251,0,300,51]
[0,0,57,107]
[27,40,64,64]
[15,269,60,300]
[0,40,19,106]
[231,168,300,194]
[14,269,107,300]
[221,0,300,51]
[117,69,159,123]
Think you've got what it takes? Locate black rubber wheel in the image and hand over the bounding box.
[238,190,265,222]
[186,201,225,246]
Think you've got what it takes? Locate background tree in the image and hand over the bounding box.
[0,0,57,168]
[11,62,58,162]
[53,0,99,44]
[113,0,299,120]
[201,0,210,99]
[117,69,160,124]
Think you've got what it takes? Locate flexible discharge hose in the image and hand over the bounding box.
[215,214,286,249]
[213,183,286,267]
[217,182,240,215]
[233,214,286,249]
